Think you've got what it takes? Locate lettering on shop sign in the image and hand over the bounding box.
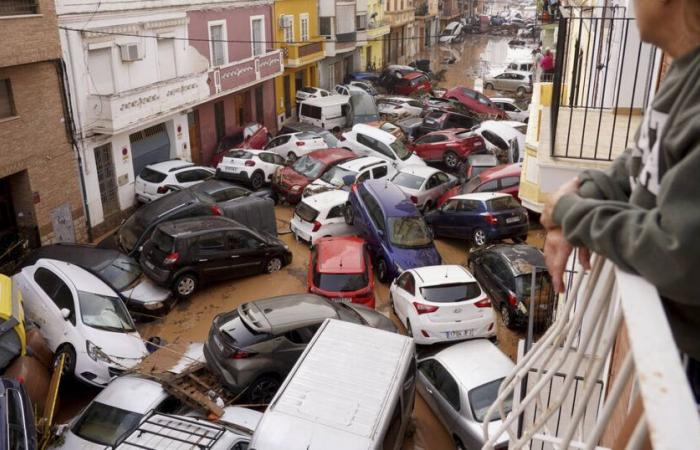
[259,56,281,69]
[118,83,199,112]
[221,64,255,81]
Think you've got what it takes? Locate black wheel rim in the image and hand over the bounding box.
[250,378,280,404]
[445,152,458,168]
[252,173,263,189]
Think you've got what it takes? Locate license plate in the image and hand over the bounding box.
[335,297,352,303]
[506,217,520,224]
[224,166,239,173]
[446,329,473,338]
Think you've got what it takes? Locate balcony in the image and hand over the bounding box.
[385,9,415,28]
[482,255,700,449]
[86,72,209,135]
[0,0,38,16]
[208,50,283,96]
[367,19,390,39]
[280,40,325,68]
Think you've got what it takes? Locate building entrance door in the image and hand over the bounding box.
[188,111,201,164]
[283,75,292,119]
[94,143,120,220]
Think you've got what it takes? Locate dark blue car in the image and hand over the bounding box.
[0,377,37,450]
[344,180,442,282]
[425,192,528,246]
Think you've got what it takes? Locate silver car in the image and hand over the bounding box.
[390,165,458,212]
[416,339,512,450]
[484,70,533,96]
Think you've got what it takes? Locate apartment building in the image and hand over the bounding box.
[317,0,361,89]
[385,0,417,65]
[414,0,439,49]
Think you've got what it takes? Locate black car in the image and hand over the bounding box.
[0,378,36,450]
[140,216,292,299]
[20,244,172,316]
[419,109,481,137]
[469,244,555,329]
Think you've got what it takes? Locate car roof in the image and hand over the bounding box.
[410,265,475,286]
[315,237,366,274]
[34,259,117,297]
[433,339,514,391]
[91,375,168,412]
[451,192,512,201]
[401,71,425,80]
[486,244,546,275]
[242,294,338,335]
[301,189,349,208]
[490,97,517,104]
[307,148,355,164]
[26,244,124,272]
[397,165,440,178]
[279,121,325,134]
[378,96,415,103]
[191,178,249,195]
[478,163,521,180]
[301,95,350,107]
[362,180,415,216]
[338,156,386,171]
[478,121,525,137]
[429,128,470,138]
[351,124,397,143]
[157,216,244,236]
[144,160,194,173]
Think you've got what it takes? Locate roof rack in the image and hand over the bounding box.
[114,411,225,449]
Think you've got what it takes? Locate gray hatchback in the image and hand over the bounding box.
[204,293,396,403]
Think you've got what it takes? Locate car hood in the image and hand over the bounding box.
[280,167,310,187]
[81,326,148,367]
[305,181,339,197]
[345,304,398,333]
[392,246,442,271]
[402,153,426,166]
[121,276,171,304]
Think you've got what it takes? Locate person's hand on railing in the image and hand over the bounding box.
[541,176,579,229]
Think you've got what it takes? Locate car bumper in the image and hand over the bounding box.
[140,257,173,287]
[289,220,316,245]
[216,168,252,184]
[74,352,138,387]
[410,314,496,345]
[135,192,159,203]
[273,185,302,204]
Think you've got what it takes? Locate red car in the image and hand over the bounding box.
[408,128,486,169]
[273,148,356,204]
[437,163,522,206]
[209,123,270,166]
[307,236,375,308]
[393,72,432,96]
[442,86,508,119]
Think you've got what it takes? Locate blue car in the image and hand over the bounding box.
[344,179,442,282]
[425,192,529,246]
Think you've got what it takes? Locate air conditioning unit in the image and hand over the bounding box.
[278,15,292,28]
[119,43,144,62]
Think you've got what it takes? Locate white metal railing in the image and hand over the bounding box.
[482,256,700,450]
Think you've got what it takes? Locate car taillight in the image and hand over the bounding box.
[230,350,257,359]
[245,160,255,166]
[163,252,179,265]
[410,196,418,204]
[157,186,170,194]
[413,302,439,315]
[473,139,483,147]
[296,141,305,147]
[211,205,223,216]
[484,212,498,224]
[507,291,518,306]
[312,221,322,232]
[475,297,491,308]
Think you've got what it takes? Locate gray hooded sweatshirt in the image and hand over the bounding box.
[553,46,700,359]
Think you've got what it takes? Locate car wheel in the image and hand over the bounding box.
[501,304,516,329]
[485,83,494,91]
[53,344,76,376]
[472,228,487,247]
[517,86,526,97]
[173,273,198,299]
[247,375,281,404]
[265,257,283,273]
[287,152,297,163]
[406,319,413,337]
[443,151,460,169]
[250,171,264,190]
[376,258,389,283]
[455,437,466,450]
[344,203,354,225]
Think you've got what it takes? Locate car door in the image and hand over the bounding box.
[473,253,502,303]
[487,256,513,307]
[371,163,391,181]
[354,133,376,158]
[429,172,452,203]
[226,230,267,277]
[192,232,231,282]
[430,362,463,438]
[493,74,508,91]
[432,199,459,237]
[27,266,78,350]
[392,272,416,324]
[451,199,482,238]
[258,152,284,179]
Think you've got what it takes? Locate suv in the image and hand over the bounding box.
[408,128,486,170]
[0,378,36,450]
[140,216,292,299]
[308,236,375,308]
[419,109,480,137]
[483,71,533,96]
[425,192,528,246]
[392,72,432,96]
[341,124,425,169]
[303,156,394,198]
[344,179,442,282]
[278,122,341,148]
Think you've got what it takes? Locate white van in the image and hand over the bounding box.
[249,319,416,450]
[342,123,426,169]
[299,95,351,130]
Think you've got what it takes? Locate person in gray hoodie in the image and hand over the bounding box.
[540,0,700,361]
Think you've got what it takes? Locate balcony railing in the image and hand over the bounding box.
[550,6,659,161]
[0,0,38,16]
[482,255,700,449]
[280,40,324,67]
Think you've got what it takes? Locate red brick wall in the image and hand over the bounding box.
[0,0,62,66]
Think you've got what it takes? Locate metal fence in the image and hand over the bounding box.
[550,6,659,160]
[0,0,38,15]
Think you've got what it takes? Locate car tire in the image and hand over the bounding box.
[443,151,460,170]
[53,344,76,377]
[287,152,297,163]
[247,375,281,404]
[501,304,516,329]
[250,171,265,190]
[484,83,494,91]
[265,256,283,274]
[472,228,487,247]
[344,203,354,225]
[173,272,198,300]
[376,258,389,283]
[517,86,526,97]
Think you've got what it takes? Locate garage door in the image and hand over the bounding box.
[129,123,171,177]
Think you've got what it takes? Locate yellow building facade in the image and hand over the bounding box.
[364,0,390,70]
[273,0,326,127]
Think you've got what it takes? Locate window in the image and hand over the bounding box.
[7,389,28,449]
[481,130,509,150]
[87,48,115,94]
[176,169,212,183]
[228,230,262,249]
[435,172,449,185]
[500,176,520,189]
[33,267,75,324]
[300,14,309,41]
[372,165,388,179]
[251,16,265,56]
[357,170,371,183]
[397,272,415,295]
[418,359,461,411]
[356,14,367,30]
[442,199,459,212]
[157,38,176,80]
[285,324,320,344]
[214,101,226,141]
[282,15,294,43]
[477,180,499,192]
[208,22,227,66]
[319,17,332,36]
[469,378,512,422]
[197,233,226,252]
[458,200,481,212]
[0,79,16,118]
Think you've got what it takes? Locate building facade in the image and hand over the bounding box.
[317,0,361,89]
[273,0,325,126]
[365,0,391,69]
[0,0,87,249]
[414,0,439,50]
[385,0,416,65]
[439,0,461,27]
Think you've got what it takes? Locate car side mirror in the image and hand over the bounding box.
[60,308,71,320]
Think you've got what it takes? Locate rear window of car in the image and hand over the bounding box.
[139,168,167,183]
[488,196,521,211]
[420,282,482,303]
[300,104,322,120]
[295,201,320,223]
[218,309,271,347]
[314,273,369,292]
[71,402,143,446]
[297,132,319,140]
[300,87,317,93]
[392,172,425,190]
[151,228,175,253]
[226,150,253,159]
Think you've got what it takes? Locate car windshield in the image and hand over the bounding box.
[388,217,432,248]
[320,165,355,187]
[300,87,317,94]
[117,214,143,254]
[294,201,319,223]
[350,93,379,122]
[318,131,340,147]
[392,172,425,190]
[390,139,413,161]
[469,378,513,422]
[314,272,368,292]
[420,282,481,303]
[99,256,142,291]
[331,302,366,324]
[78,291,136,332]
[516,272,553,297]
[71,402,143,446]
[138,168,166,183]
[292,156,326,179]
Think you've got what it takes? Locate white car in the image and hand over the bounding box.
[135,160,214,203]
[341,123,426,170]
[483,70,533,96]
[491,97,530,123]
[13,259,148,386]
[216,149,287,189]
[376,96,424,119]
[302,156,395,198]
[473,120,527,163]
[390,165,458,212]
[289,190,354,245]
[295,86,331,103]
[264,131,328,162]
[335,82,377,96]
[439,21,464,43]
[390,265,495,345]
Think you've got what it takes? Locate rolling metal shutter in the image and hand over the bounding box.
[129,123,171,177]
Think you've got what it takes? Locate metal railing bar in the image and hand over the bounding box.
[532,432,610,450]
[579,16,599,158]
[624,41,644,150]
[564,16,585,156]
[608,19,631,160]
[593,15,617,159]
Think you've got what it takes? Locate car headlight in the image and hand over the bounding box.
[86,340,111,363]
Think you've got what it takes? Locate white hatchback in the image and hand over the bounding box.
[264,132,328,162]
[491,97,530,123]
[389,265,495,345]
[216,149,287,189]
[13,259,149,386]
[390,165,458,212]
[289,190,354,245]
[135,160,214,203]
[341,123,426,170]
[295,86,331,103]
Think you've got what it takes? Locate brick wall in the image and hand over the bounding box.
[0,0,62,67]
